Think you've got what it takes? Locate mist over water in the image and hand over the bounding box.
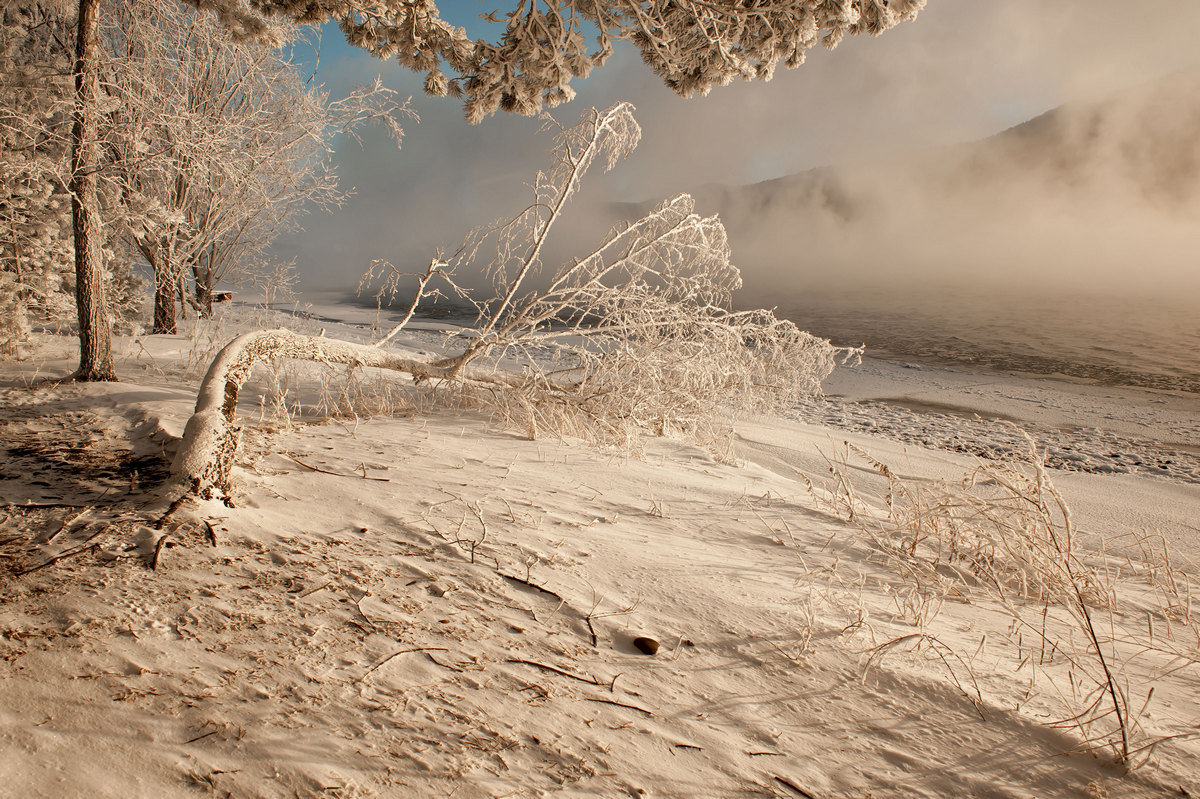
[773,287,1200,394]
[715,68,1200,393]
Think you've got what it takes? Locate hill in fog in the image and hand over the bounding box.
[965,67,1200,208]
[624,67,1200,305]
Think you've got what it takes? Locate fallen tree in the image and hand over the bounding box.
[173,104,854,496]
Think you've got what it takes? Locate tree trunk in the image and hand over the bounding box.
[9,219,22,284]
[151,240,177,334]
[178,272,188,321]
[69,0,116,381]
[152,277,176,334]
[193,256,214,319]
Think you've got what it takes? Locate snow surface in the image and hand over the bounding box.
[1,304,1198,798]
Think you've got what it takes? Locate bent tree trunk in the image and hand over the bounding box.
[70,0,116,381]
[172,329,521,496]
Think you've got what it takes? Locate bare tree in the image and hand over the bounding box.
[175,104,854,496]
[102,0,405,333]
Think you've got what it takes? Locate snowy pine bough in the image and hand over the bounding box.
[188,0,925,122]
[174,104,855,496]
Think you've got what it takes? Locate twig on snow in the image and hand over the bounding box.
[584,697,653,717]
[45,505,93,544]
[506,658,605,686]
[155,492,191,530]
[501,572,563,600]
[16,527,109,575]
[425,652,465,672]
[150,533,171,570]
[283,452,390,482]
[773,776,817,798]
[358,647,451,682]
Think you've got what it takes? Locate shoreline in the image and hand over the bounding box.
[808,354,1200,485]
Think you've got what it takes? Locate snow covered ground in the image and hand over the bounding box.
[1,303,1198,798]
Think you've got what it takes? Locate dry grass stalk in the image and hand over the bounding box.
[811,428,1200,768]
[865,632,986,718]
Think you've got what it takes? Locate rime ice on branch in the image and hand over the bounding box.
[181,0,926,122]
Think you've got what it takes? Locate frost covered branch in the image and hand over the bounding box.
[173,328,533,493]
[175,0,925,123]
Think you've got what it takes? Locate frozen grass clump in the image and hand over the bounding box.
[810,428,1200,768]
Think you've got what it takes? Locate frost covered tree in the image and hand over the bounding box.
[2,0,401,356]
[62,0,924,380]
[0,2,76,355]
[66,0,116,378]
[102,0,403,334]
[174,103,856,495]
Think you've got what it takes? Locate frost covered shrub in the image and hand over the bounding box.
[0,2,74,355]
[813,432,1200,769]
[0,272,32,357]
[0,265,76,357]
[0,174,77,355]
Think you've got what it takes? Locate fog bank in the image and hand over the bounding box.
[704,67,1200,310]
